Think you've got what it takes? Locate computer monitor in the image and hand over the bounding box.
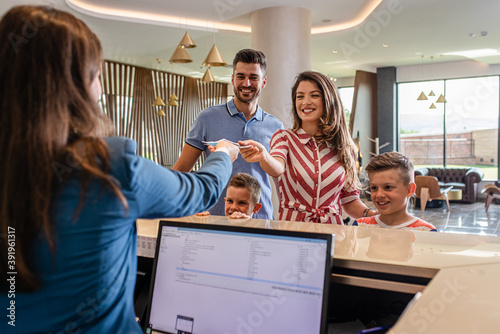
[145,220,333,334]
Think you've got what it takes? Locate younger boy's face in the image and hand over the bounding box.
[368,169,416,216]
[225,186,261,217]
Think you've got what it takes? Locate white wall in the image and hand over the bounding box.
[397,59,500,83]
[337,60,500,86]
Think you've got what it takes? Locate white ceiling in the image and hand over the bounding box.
[3,0,500,83]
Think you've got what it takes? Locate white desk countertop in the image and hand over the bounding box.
[136,215,500,333]
[137,215,500,269]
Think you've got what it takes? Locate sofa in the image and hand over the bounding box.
[414,167,484,203]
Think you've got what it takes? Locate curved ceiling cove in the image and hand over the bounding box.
[66,0,383,34]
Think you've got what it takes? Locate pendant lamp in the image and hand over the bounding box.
[416,55,427,101]
[153,96,166,116]
[167,93,179,106]
[202,44,227,67]
[169,45,192,64]
[429,103,436,109]
[436,94,447,103]
[201,67,215,83]
[428,90,435,97]
[417,92,428,100]
[153,96,165,107]
[179,31,196,48]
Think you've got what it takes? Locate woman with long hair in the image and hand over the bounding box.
[0,5,237,333]
[240,71,376,224]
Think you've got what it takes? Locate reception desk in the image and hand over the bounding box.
[136,215,500,333]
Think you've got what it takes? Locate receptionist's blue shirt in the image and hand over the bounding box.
[0,137,232,334]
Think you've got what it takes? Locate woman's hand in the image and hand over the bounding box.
[238,140,265,163]
[365,209,379,217]
[238,139,285,178]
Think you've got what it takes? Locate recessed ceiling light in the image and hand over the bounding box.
[382,44,388,47]
[443,48,498,58]
[325,60,347,65]
[332,50,338,54]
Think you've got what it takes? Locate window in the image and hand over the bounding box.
[399,80,445,166]
[338,86,354,126]
[398,76,499,180]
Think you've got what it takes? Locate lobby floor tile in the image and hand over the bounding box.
[361,199,500,235]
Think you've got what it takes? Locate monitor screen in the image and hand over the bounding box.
[146,221,333,334]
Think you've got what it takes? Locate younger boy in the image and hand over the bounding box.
[195,173,262,219]
[224,173,262,219]
[352,152,437,231]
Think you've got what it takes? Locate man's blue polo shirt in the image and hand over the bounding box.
[186,99,284,219]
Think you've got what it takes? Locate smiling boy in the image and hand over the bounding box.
[225,173,262,219]
[352,152,437,231]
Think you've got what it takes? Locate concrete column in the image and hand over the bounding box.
[377,66,397,153]
[251,7,311,129]
[250,7,311,219]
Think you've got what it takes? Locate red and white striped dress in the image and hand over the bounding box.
[270,128,360,224]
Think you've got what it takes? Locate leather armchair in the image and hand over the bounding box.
[414,167,484,203]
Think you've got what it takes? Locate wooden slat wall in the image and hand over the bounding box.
[101,61,135,137]
[195,79,229,169]
[151,70,185,166]
[100,60,228,169]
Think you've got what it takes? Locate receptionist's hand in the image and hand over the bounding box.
[214,141,239,162]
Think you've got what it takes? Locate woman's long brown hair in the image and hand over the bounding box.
[0,6,126,292]
[291,71,360,189]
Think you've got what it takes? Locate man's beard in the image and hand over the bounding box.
[234,87,260,104]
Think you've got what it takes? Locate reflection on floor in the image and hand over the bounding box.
[407,200,500,236]
[360,198,500,236]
